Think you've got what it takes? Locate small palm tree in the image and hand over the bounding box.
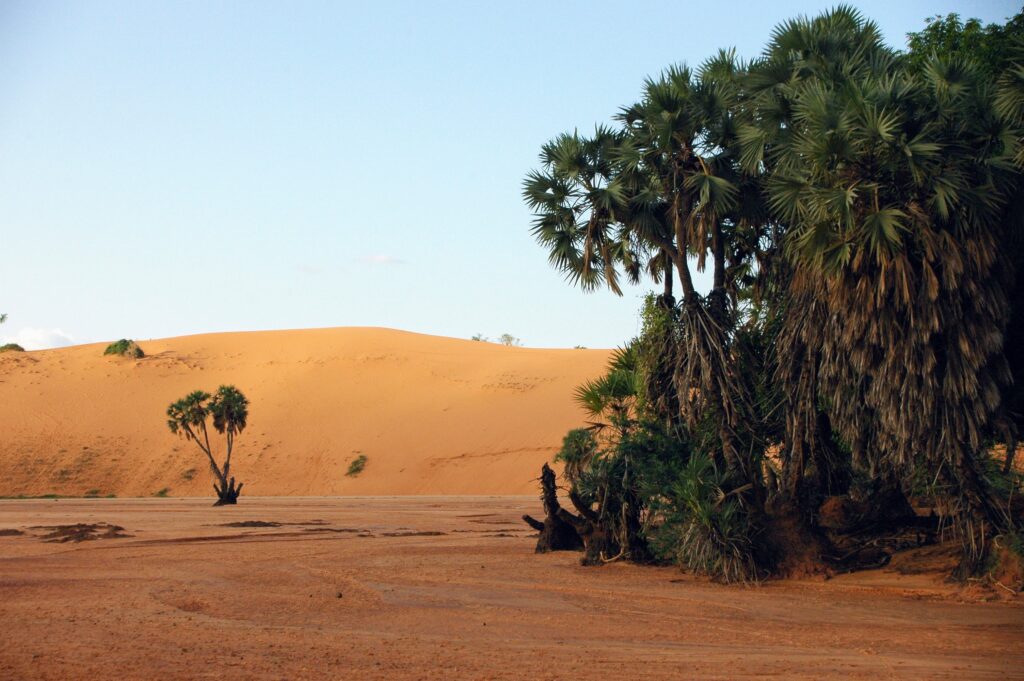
[167,386,249,505]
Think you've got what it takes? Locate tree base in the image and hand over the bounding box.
[213,477,243,506]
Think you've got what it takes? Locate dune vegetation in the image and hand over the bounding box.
[523,7,1024,583]
[103,338,144,359]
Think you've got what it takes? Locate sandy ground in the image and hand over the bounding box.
[0,497,1020,681]
[0,328,609,497]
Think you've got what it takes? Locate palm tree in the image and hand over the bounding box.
[522,126,640,295]
[742,6,1019,572]
[167,386,250,505]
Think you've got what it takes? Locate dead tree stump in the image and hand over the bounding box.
[522,464,583,552]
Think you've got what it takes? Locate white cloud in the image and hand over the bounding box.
[2,327,76,350]
[357,254,407,266]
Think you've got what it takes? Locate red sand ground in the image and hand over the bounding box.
[1,497,1021,680]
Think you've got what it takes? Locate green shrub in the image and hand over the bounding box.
[346,454,368,477]
[84,489,101,497]
[0,343,24,353]
[104,339,144,358]
[154,487,170,497]
[649,453,762,584]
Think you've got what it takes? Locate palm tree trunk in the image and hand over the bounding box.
[662,255,675,306]
[1002,424,1018,475]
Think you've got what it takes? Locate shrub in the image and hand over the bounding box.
[104,339,144,358]
[0,343,24,352]
[649,454,762,583]
[154,487,170,497]
[346,454,368,477]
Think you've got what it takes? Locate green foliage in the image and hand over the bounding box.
[471,333,488,342]
[573,346,640,424]
[906,11,1024,76]
[555,428,599,482]
[104,339,144,358]
[648,454,762,583]
[0,343,24,353]
[526,6,1024,578]
[346,454,368,477]
[209,386,249,436]
[154,487,170,497]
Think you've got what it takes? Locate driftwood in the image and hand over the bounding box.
[522,464,583,552]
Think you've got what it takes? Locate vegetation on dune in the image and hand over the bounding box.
[166,386,249,506]
[104,339,144,359]
[0,315,22,352]
[346,454,368,477]
[523,6,1024,584]
[471,333,523,346]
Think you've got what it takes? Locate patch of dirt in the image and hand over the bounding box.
[0,528,25,536]
[220,521,281,528]
[381,531,446,537]
[301,527,364,534]
[31,523,131,543]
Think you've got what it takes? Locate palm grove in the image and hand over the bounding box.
[522,8,1024,581]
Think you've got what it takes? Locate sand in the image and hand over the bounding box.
[0,496,1020,680]
[0,327,610,497]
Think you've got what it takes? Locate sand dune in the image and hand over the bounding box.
[0,328,609,497]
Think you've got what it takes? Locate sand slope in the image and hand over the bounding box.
[0,328,609,496]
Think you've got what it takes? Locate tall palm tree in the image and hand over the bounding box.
[167,386,250,505]
[742,6,1019,571]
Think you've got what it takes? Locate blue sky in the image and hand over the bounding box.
[1,1,1017,349]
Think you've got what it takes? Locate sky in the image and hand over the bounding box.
[1,1,1018,350]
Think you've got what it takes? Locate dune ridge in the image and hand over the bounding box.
[0,327,609,497]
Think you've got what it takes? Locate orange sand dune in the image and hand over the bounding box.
[0,328,609,497]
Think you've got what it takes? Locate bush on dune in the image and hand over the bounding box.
[104,339,144,359]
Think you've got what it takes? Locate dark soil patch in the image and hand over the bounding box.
[381,531,446,537]
[0,528,24,537]
[32,523,131,543]
[220,521,281,528]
